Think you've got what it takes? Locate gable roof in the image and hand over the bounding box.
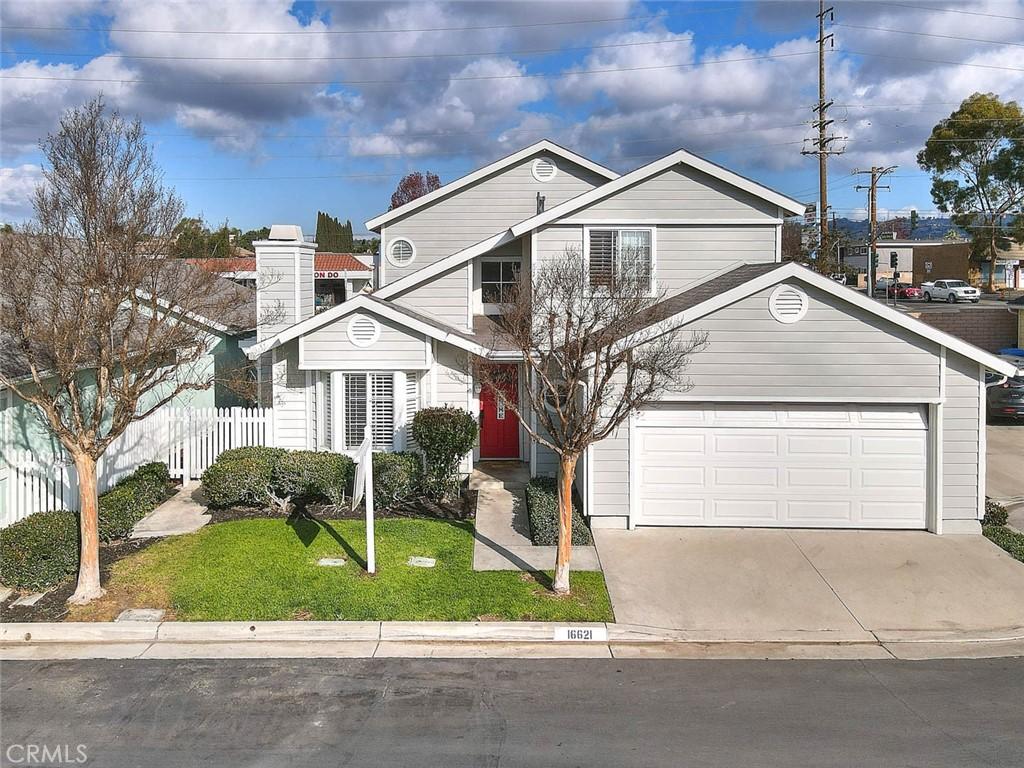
[364,139,619,232]
[509,147,805,238]
[245,293,491,359]
[617,261,1018,378]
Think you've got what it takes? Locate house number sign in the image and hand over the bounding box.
[496,402,506,420]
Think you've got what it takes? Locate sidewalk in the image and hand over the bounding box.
[3,620,1022,661]
[132,482,211,538]
[471,462,601,571]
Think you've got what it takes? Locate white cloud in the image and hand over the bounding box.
[0,164,43,222]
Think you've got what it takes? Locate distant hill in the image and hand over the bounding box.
[831,216,967,242]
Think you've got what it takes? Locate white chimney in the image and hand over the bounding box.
[254,224,317,341]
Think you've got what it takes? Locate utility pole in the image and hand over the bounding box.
[801,1,843,266]
[855,166,896,299]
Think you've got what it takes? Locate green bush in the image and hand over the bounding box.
[272,451,354,507]
[524,477,591,546]
[201,456,274,508]
[0,510,80,590]
[411,407,477,500]
[372,452,422,509]
[984,525,1024,563]
[217,446,288,465]
[99,461,173,541]
[984,498,1009,527]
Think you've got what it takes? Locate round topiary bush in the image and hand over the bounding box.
[372,451,422,509]
[272,450,354,507]
[97,484,151,542]
[984,498,1009,527]
[201,455,275,508]
[411,407,478,500]
[0,510,80,590]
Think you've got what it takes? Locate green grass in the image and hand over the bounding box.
[87,518,613,622]
[984,525,1024,564]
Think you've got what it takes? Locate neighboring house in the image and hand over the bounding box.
[843,239,973,286]
[247,139,1017,536]
[188,252,372,311]
[1,267,256,463]
[1010,295,1024,349]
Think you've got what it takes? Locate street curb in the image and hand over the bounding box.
[2,621,1023,660]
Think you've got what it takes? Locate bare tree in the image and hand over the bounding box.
[475,246,707,594]
[0,98,252,604]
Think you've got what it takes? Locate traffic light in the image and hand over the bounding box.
[890,252,898,268]
[871,252,879,270]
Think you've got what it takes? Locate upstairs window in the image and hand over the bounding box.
[481,259,521,309]
[587,228,653,294]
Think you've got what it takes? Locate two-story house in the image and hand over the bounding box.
[246,140,1016,535]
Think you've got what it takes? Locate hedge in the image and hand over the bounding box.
[372,451,422,509]
[983,525,1024,564]
[524,477,592,546]
[201,446,354,509]
[0,461,172,591]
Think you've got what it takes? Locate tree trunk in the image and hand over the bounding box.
[552,453,579,595]
[68,452,105,605]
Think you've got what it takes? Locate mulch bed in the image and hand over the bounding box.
[207,490,477,524]
[1,538,161,623]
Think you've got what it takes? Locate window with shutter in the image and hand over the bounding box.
[589,229,616,289]
[587,227,653,294]
[370,374,394,450]
[344,374,367,448]
[322,372,333,450]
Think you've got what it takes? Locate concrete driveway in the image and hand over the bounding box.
[987,424,1024,529]
[594,528,1024,640]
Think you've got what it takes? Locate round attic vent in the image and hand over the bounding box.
[387,238,416,267]
[531,156,558,182]
[347,314,381,347]
[768,284,809,324]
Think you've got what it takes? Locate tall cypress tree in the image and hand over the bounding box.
[315,210,351,251]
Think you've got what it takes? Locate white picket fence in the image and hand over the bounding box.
[0,406,273,528]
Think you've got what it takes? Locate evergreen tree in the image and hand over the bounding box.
[315,210,354,251]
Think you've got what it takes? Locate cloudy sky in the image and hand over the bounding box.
[2,0,1023,233]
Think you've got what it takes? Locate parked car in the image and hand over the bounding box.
[921,279,981,303]
[874,278,922,299]
[986,369,1024,421]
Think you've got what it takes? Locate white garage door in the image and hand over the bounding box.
[635,404,928,529]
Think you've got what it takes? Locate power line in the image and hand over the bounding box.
[835,22,1024,48]
[0,34,702,63]
[873,2,1024,22]
[0,49,819,86]
[841,48,1024,73]
[0,6,743,36]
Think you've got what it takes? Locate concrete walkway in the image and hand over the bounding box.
[131,483,211,538]
[594,528,1024,639]
[471,462,601,571]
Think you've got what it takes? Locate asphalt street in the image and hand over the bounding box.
[2,657,1022,767]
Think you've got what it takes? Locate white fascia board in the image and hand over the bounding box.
[374,230,516,300]
[509,150,806,239]
[246,294,490,360]
[364,140,619,232]
[620,262,1020,378]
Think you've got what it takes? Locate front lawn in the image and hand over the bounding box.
[68,518,612,622]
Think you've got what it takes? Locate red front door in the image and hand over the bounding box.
[479,366,519,459]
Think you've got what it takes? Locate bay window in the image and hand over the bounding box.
[587,227,653,294]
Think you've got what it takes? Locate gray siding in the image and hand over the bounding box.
[257,244,315,339]
[382,152,608,283]
[942,351,982,523]
[571,165,779,221]
[533,223,777,294]
[434,343,470,409]
[393,264,470,328]
[674,284,941,400]
[272,341,309,450]
[590,422,630,518]
[301,313,429,369]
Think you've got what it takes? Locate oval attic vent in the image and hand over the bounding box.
[532,156,558,182]
[768,285,809,324]
[347,314,381,347]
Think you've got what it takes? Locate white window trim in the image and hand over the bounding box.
[386,237,416,268]
[582,225,657,298]
[479,255,522,315]
[531,156,559,182]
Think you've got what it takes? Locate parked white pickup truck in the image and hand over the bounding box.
[921,279,981,303]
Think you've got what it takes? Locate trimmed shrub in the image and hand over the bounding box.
[201,456,274,508]
[372,451,422,509]
[272,451,354,507]
[411,407,478,500]
[984,498,1009,527]
[99,461,173,541]
[984,524,1024,564]
[0,510,80,590]
[217,446,287,465]
[524,477,591,546]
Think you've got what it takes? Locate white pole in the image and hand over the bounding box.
[364,423,376,574]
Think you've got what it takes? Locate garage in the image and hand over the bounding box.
[632,403,928,529]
